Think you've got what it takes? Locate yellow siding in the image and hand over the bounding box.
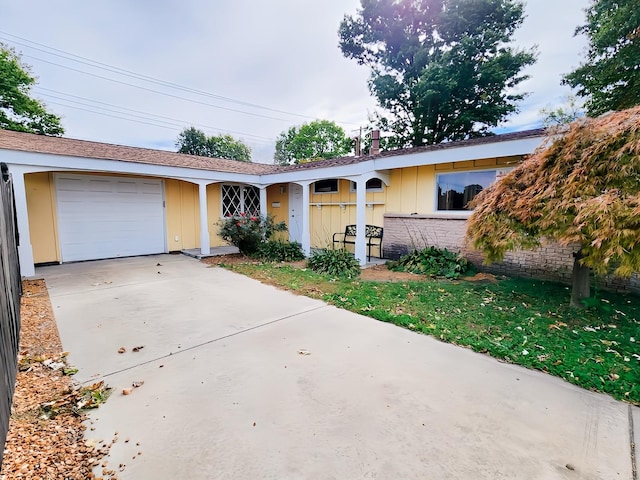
[165,179,200,250]
[266,184,289,241]
[416,165,435,212]
[475,157,497,167]
[207,183,227,247]
[25,172,59,263]
[453,160,475,169]
[266,184,289,224]
[308,179,387,249]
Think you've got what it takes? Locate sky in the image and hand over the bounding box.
[1,0,590,164]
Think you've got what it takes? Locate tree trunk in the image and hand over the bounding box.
[570,250,591,308]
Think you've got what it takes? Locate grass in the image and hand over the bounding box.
[220,261,640,404]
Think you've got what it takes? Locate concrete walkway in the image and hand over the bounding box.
[39,254,637,479]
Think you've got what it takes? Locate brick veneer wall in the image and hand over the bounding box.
[383,213,640,295]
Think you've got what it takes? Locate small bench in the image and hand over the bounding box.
[332,225,383,261]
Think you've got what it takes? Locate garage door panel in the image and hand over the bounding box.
[56,174,166,262]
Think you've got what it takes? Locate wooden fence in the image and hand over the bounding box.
[0,163,22,470]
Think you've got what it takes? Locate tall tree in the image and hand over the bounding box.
[176,127,251,161]
[339,0,536,148]
[466,106,640,307]
[0,45,64,136]
[563,0,640,117]
[274,120,352,165]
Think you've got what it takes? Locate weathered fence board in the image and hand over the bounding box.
[0,163,22,470]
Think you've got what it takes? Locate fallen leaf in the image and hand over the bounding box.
[132,345,144,352]
[122,388,133,395]
[132,381,144,388]
[117,347,126,354]
[297,349,311,356]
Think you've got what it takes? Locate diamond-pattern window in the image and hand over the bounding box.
[243,186,260,216]
[221,184,260,217]
[222,185,241,217]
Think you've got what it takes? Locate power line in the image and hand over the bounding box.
[0,31,359,126]
[44,100,190,131]
[21,54,303,124]
[35,87,275,143]
[44,99,275,146]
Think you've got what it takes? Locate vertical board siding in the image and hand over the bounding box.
[266,184,289,242]
[165,179,199,250]
[25,173,59,263]
[0,166,22,470]
[207,183,227,247]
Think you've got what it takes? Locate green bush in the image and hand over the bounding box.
[388,246,473,279]
[307,248,361,279]
[256,240,305,262]
[218,213,287,256]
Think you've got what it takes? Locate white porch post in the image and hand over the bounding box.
[301,182,311,257]
[198,182,210,256]
[355,177,367,266]
[10,167,35,277]
[259,187,268,217]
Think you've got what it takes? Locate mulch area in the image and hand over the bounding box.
[0,280,116,480]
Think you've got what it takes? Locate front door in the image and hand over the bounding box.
[288,183,303,245]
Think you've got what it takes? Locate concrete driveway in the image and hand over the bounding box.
[39,254,637,479]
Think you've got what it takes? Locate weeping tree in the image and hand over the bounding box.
[466,106,640,307]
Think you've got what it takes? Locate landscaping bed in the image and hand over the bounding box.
[205,257,640,404]
[0,280,115,480]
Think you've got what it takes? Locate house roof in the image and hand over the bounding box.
[0,128,546,175]
[0,129,278,175]
[278,128,546,171]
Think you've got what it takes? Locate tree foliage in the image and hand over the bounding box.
[274,120,352,165]
[563,0,640,117]
[466,107,640,301]
[539,95,584,129]
[339,0,536,148]
[176,127,251,161]
[0,45,64,136]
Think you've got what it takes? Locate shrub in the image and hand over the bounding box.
[256,240,305,262]
[388,246,473,279]
[307,248,361,279]
[218,213,287,256]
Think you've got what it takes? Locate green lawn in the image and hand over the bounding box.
[218,261,640,404]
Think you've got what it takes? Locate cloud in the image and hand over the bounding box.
[1,0,589,162]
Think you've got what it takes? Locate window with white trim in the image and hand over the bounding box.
[437,169,511,210]
[313,179,339,194]
[350,178,384,192]
[221,184,260,217]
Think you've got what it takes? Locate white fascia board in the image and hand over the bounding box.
[0,149,262,185]
[260,162,374,184]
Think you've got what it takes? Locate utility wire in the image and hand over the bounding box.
[44,99,275,145]
[35,87,275,143]
[22,54,301,124]
[44,100,189,131]
[0,31,359,126]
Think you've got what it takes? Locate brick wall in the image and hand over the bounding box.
[383,213,640,295]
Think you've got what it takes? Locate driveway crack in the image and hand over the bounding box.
[79,304,330,383]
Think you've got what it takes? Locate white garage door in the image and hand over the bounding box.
[56,174,166,262]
